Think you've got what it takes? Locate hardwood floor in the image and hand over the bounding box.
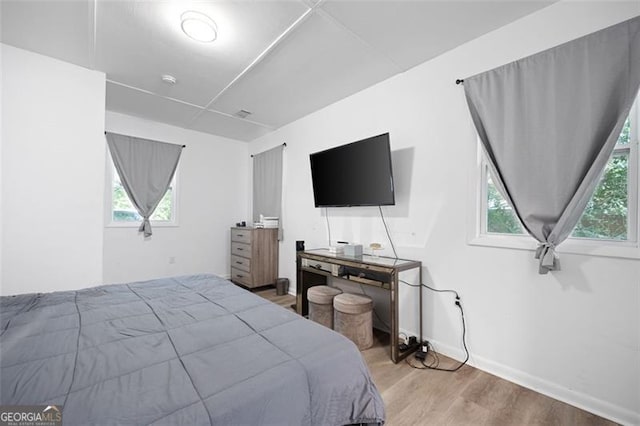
[256,288,616,426]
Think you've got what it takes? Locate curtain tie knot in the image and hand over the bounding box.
[534,242,560,274]
[139,217,152,238]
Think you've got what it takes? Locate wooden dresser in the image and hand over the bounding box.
[230,227,278,289]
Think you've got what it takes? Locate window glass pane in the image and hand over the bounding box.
[481,98,636,244]
[618,117,631,145]
[112,179,141,222]
[150,187,172,221]
[486,174,524,234]
[112,167,173,222]
[572,153,628,240]
[486,153,630,240]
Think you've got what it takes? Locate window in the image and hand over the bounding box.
[473,97,639,256]
[107,158,178,226]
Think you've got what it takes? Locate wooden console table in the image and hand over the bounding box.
[296,249,422,363]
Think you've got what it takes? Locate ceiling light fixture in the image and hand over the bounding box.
[181,11,217,43]
[161,74,177,85]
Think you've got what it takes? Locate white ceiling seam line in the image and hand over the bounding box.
[186,5,318,127]
[105,80,273,129]
[106,80,208,109]
[314,8,404,73]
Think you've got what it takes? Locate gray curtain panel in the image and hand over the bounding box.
[106,132,183,237]
[464,16,640,274]
[253,145,284,238]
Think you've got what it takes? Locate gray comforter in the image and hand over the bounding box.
[0,274,384,425]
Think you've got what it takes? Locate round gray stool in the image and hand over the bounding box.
[307,286,343,329]
[333,293,373,350]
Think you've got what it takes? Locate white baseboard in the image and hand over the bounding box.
[427,338,639,426]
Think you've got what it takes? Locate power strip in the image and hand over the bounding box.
[399,336,418,352]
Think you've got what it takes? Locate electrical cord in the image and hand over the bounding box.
[375,205,468,372]
[405,357,428,370]
[423,342,440,368]
[326,205,397,259]
[378,206,398,259]
[421,302,469,372]
[325,207,332,247]
[325,204,468,370]
[406,341,449,370]
[405,343,436,370]
[401,279,470,372]
[399,279,460,299]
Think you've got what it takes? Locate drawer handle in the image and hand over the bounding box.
[235,261,242,264]
[237,248,243,251]
[236,234,244,237]
[236,274,243,278]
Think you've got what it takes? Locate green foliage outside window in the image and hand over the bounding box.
[112,177,173,222]
[487,118,631,240]
[572,154,627,240]
[487,178,524,234]
[617,117,631,145]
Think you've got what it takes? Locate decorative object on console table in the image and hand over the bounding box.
[230,227,278,289]
[343,244,363,257]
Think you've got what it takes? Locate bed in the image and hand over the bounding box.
[0,274,384,425]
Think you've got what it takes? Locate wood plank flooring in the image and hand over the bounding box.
[256,288,617,426]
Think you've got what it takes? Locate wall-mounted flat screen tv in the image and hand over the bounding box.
[310,132,395,207]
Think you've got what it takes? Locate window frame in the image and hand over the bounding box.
[468,100,640,260]
[105,149,179,228]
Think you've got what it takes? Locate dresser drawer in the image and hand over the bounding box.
[231,268,251,286]
[231,229,252,244]
[231,255,251,272]
[231,242,251,258]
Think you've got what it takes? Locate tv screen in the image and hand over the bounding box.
[310,133,395,207]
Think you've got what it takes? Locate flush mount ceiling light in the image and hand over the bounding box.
[161,74,177,85]
[181,11,217,43]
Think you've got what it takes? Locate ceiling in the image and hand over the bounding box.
[1,0,554,142]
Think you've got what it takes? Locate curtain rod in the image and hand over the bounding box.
[104,131,186,148]
[456,79,464,85]
[251,142,287,158]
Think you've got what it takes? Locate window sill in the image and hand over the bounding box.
[105,221,179,229]
[468,233,640,260]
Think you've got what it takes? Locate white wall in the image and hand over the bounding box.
[249,2,640,424]
[103,112,248,284]
[0,37,4,293]
[1,44,106,295]
[0,45,249,290]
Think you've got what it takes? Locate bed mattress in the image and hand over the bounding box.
[0,274,384,425]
